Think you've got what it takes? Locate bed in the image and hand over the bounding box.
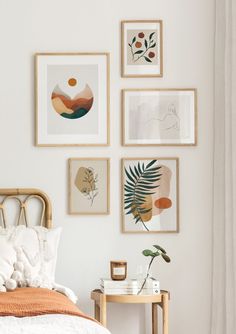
[0,188,110,334]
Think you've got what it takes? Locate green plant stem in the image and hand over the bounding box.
[137,256,155,295]
[134,40,153,62]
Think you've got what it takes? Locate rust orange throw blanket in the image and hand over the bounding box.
[0,287,94,322]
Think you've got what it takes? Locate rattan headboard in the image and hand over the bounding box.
[0,188,52,229]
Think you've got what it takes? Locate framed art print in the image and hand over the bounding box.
[35,53,109,146]
[122,158,179,233]
[121,20,163,77]
[69,158,110,215]
[122,89,197,146]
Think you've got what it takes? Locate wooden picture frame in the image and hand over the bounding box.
[35,53,110,146]
[68,158,110,215]
[121,158,179,233]
[122,89,197,146]
[121,20,163,77]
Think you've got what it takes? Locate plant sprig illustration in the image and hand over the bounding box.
[128,31,157,63]
[82,168,98,206]
[124,160,162,231]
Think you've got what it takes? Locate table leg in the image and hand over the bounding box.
[152,303,158,334]
[94,301,100,322]
[162,293,169,334]
[99,293,107,327]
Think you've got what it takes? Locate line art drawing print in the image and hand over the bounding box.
[144,103,180,132]
[129,96,184,140]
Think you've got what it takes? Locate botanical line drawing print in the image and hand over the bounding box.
[145,104,180,132]
[128,31,157,63]
[74,167,98,206]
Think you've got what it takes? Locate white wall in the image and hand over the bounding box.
[0,0,214,333]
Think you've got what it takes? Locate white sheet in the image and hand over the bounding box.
[0,314,111,334]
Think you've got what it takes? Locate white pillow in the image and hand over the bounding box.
[0,226,61,290]
[0,237,16,284]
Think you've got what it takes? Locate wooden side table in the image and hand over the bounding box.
[91,289,170,334]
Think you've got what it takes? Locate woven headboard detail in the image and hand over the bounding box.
[0,189,52,229]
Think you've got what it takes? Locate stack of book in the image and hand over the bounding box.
[100,278,160,295]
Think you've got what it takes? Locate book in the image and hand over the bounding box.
[100,278,159,289]
[100,286,160,295]
[100,278,160,295]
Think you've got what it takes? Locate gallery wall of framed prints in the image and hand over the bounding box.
[34,19,197,232]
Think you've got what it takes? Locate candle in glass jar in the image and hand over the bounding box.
[110,261,127,280]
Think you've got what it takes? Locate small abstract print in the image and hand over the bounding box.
[121,21,163,77]
[122,89,197,146]
[122,158,179,233]
[69,158,110,215]
[36,53,109,146]
[127,30,158,65]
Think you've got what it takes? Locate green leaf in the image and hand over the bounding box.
[135,197,146,202]
[141,175,160,180]
[129,166,138,181]
[150,43,156,49]
[134,166,140,177]
[146,160,157,169]
[142,172,160,177]
[126,207,136,215]
[134,50,144,55]
[124,203,134,209]
[144,56,152,63]
[146,166,162,172]
[142,249,154,257]
[124,185,134,192]
[139,208,152,214]
[138,162,142,174]
[153,245,167,254]
[136,185,158,190]
[135,190,156,196]
[124,199,132,204]
[128,43,132,47]
[127,180,135,187]
[124,193,134,197]
[149,32,155,40]
[153,251,160,257]
[132,36,136,44]
[161,254,171,263]
[144,39,148,48]
[125,167,135,183]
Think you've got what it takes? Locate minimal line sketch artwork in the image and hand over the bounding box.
[144,103,180,134]
[122,89,197,146]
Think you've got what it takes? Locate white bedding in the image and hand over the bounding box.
[0,314,111,334]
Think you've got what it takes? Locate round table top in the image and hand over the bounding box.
[91,289,169,304]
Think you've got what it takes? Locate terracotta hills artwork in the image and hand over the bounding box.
[51,84,94,119]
